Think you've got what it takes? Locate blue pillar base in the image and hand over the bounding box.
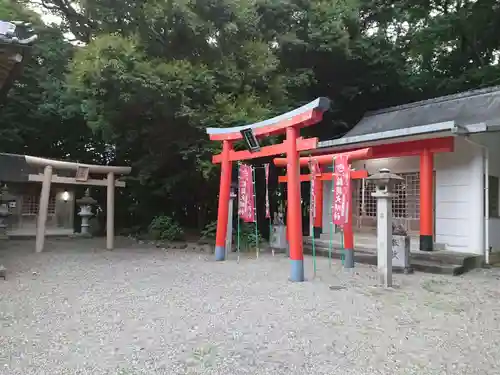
[344,249,354,268]
[215,246,226,261]
[290,259,305,282]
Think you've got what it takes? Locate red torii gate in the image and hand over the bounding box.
[277,137,456,253]
[274,148,371,268]
[206,97,330,282]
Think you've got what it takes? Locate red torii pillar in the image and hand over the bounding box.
[274,148,371,268]
[420,148,434,251]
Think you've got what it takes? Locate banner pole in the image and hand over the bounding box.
[252,165,259,259]
[329,158,335,269]
[265,164,274,257]
[237,162,241,263]
[310,159,317,278]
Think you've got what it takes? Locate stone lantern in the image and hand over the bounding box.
[366,168,403,288]
[0,185,15,240]
[76,188,97,236]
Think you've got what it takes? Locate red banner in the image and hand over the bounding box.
[238,164,255,222]
[264,163,270,219]
[332,155,350,225]
[310,159,320,220]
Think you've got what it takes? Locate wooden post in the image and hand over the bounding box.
[106,172,115,250]
[36,165,53,253]
[343,182,355,268]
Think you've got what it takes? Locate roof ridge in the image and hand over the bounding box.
[365,85,500,117]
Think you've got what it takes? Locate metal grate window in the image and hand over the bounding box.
[353,172,421,232]
[21,195,56,216]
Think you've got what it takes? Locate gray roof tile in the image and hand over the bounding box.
[346,86,500,137]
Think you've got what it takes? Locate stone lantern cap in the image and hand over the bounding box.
[366,168,403,187]
[0,185,15,203]
[76,188,97,206]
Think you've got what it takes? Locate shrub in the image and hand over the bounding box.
[238,222,262,251]
[200,220,218,240]
[148,215,184,241]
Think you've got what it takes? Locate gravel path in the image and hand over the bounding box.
[1,238,500,375]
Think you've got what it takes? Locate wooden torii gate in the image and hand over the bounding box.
[206,97,330,282]
[274,148,371,268]
[24,156,131,252]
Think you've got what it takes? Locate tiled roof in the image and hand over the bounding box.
[0,20,38,99]
[345,86,500,138]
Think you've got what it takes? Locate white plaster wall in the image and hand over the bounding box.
[470,133,500,252]
[434,137,483,254]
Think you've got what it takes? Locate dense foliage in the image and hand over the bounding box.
[4,0,500,233]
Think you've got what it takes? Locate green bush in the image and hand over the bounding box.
[200,220,262,251]
[238,222,262,251]
[148,215,184,241]
[200,220,218,239]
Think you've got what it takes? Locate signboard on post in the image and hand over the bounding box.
[332,155,351,225]
[75,166,90,182]
[238,164,255,222]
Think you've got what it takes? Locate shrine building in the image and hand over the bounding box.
[311,86,500,261]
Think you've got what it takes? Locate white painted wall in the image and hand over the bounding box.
[470,133,500,252]
[434,137,483,254]
[319,136,493,255]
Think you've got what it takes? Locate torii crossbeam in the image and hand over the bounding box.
[206,98,330,282]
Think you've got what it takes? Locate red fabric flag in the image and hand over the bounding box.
[238,164,255,222]
[332,155,351,225]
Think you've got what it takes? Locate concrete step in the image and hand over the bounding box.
[410,260,464,276]
[316,234,445,251]
[303,240,481,275]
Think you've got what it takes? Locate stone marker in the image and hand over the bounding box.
[366,168,403,288]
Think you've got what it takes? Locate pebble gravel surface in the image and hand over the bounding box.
[1,238,500,375]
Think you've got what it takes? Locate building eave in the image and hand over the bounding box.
[314,121,492,156]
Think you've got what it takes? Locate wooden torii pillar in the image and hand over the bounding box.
[274,148,371,268]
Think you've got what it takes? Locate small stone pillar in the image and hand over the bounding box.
[0,185,15,280]
[0,185,15,240]
[225,183,237,258]
[366,168,403,288]
[76,188,97,236]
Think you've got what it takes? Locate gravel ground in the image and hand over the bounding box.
[1,238,500,375]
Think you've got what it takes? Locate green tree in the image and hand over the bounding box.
[0,0,107,164]
[32,0,500,233]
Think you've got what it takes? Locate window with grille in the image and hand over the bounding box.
[488,175,499,218]
[353,172,422,232]
[21,195,56,215]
